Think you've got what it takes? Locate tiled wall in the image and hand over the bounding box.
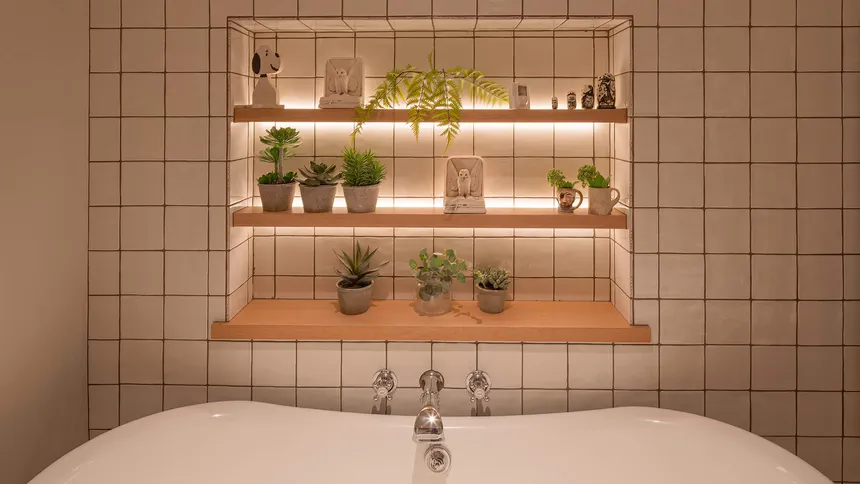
[88,1,858,483]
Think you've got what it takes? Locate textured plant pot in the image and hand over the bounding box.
[476,284,507,314]
[299,184,337,213]
[588,187,621,215]
[414,282,452,316]
[258,182,296,212]
[337,280,374,315]
[342,184,380,213]
[556,187,584,213]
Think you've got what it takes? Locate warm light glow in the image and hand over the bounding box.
[256,196,569,210]
[553,122,595,134]
[514,198,557,209]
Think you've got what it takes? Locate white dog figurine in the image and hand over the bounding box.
[251,45,282,106]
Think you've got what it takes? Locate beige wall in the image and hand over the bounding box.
[0,0,89,482]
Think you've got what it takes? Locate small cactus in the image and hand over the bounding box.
[474,266,511,291]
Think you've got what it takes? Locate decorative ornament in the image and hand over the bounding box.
[597,74,615,109]
[581,84,595,109]
[551,96,558,109]
[319,58,364,108]
[566,91,577,109]
[250,45,283,107]
[443,156,486,214]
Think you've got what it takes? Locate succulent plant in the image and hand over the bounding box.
[335,243,389,289]
[258,126,301,184]
[299,161,342,186]
[474,266,511,291]
[577,165,611,188]
[546,169,575,189]
[409,248,468,300]
[341,147,386,187]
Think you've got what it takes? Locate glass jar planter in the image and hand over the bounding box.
[414,280,452,316]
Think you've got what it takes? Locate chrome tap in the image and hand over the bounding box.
[414,370,445,443]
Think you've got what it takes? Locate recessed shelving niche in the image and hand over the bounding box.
[233,107,629,124]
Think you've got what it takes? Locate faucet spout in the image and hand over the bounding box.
[413,370,445,443]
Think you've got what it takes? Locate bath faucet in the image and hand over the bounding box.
[414,370,445,443]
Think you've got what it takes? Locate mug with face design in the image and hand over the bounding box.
[556,187,584,212]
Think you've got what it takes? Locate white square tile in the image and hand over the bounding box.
[121,161,164,205]
[706,346,750,390]
[208,341,251,386]
[706,255,751,299]
[752,255,797,299]
[751,391,795,435]
[554,38,593,78]
[431,343,476,388]
[121,118,165,161]
[706,300,750,344]
[91,0,120,27]
[659,0,703,25]
[164,386,207,410]
[553,238,594,277]
[164,341,207,385]
[658,73,704,116]
[660,300,705,344]
[751,301,797,345]
[88,385,119,429]
[120,295,163,339]
[252,342,296,387]
[798,164,841,208]
[165,207,208,250]
[661,346,705,390]
[567,345,612,389]
[797,118,841,163]
[120,251,163,295]
[613,346,658,390]
[120,340,163,384]
[797,392,842,436]
[797,28,841,71]
[750,164,795,208]
[797,438,842,482]
[660,254,705,299]
[706,118,750,163]
[165,251,208,295]
[514,124,553,157]
[165,118,208,161]
[705,164,750,208]
[90,119,121,162]
[166,28,208,73]
[89,251,120,295]
[122,0,164,27]
[210,0,253,26]
[797,0,841,25]
[705,0,750,25]
[164,296,208,339]
[122,29,165,72]
[89,341,119,384]
[751,209,796,253]
[515,38,553,77]
[750,73,795,117]
[514,238,554,277]
[386,343,430,388]
[474,38,513,77]
[659,118,703,162]
[845,73,860,117]
[166,73,208,116]
[166,0,207,26]
[798,209,842,254]
[165,162,208,205]
[705,391,750,430]
[704,27,749,71]
[520,344,566,389]
[474,124,514,157]
[90,74,120,116]
[798,255,843,300]
[751,0,795,25]
[568,389,613,411]
[705,73,749,117]
[751,118,795,162]
[341,342,386,387]
[659,164,704,208]
[89,296,119,339]
[91,29,121,72]
[89,207,120,251]
[705,209,750,253]
[119,385,163,424]
[477,344,522,389]
[750,27,795,71]
[659,209,704,253]
[659,28,703,71]
[797,73,841,117]
[208,386,251,403]
[798,347,842,391]
[297,342,341,387]
[120,207,163,250]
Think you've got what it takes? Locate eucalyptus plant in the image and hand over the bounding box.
[577,165,611,189]
[409,248,468,300]
[341,147,386,187]
[258,126,301,184]
[352,53,509,150]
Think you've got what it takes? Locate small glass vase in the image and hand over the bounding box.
[413,281,452,316]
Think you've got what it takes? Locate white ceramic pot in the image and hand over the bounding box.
[258,182,296,212]
[342,184,380,213]
[299,184,337,213]
[588,187,620,215]
[336,280,373,315]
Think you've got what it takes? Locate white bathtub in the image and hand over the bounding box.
[32,401,829,484]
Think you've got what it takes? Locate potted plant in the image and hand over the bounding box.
[546,169,584,213]
[335,242,389,315]
[352,54,509,151]
[341,146,386,213]
[257,126,301,212]
[409,248,468,316]
[474,266,511,314]
[298,161,342,213]
[577,165,620,215]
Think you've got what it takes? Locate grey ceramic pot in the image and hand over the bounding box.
[587,187,621,215]
[258,182,296,212]
[337,280,374,315]
[342,184,380,213]
[299,184,337,213]
[476,284,507,314]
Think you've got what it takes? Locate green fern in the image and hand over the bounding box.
[352,54,509,151]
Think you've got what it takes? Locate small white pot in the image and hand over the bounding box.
[588,187,621,215]
[342,184,381,213]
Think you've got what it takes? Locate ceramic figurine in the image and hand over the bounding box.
[566,91,577,109]
[551,96,558,109]
[251,45,283,107]
[510,82,530,109]
[581,84,595,109]
[597,74,615,109]
[319,58,363,108]
[444,156,486,214]
[556,187,584,213]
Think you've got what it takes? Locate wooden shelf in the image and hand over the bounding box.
[233,206,627,229]
[212,300,650,343]
[233,107,628,124]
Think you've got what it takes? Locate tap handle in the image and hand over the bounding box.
[466,370,491,403]
[371,369,397,402]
